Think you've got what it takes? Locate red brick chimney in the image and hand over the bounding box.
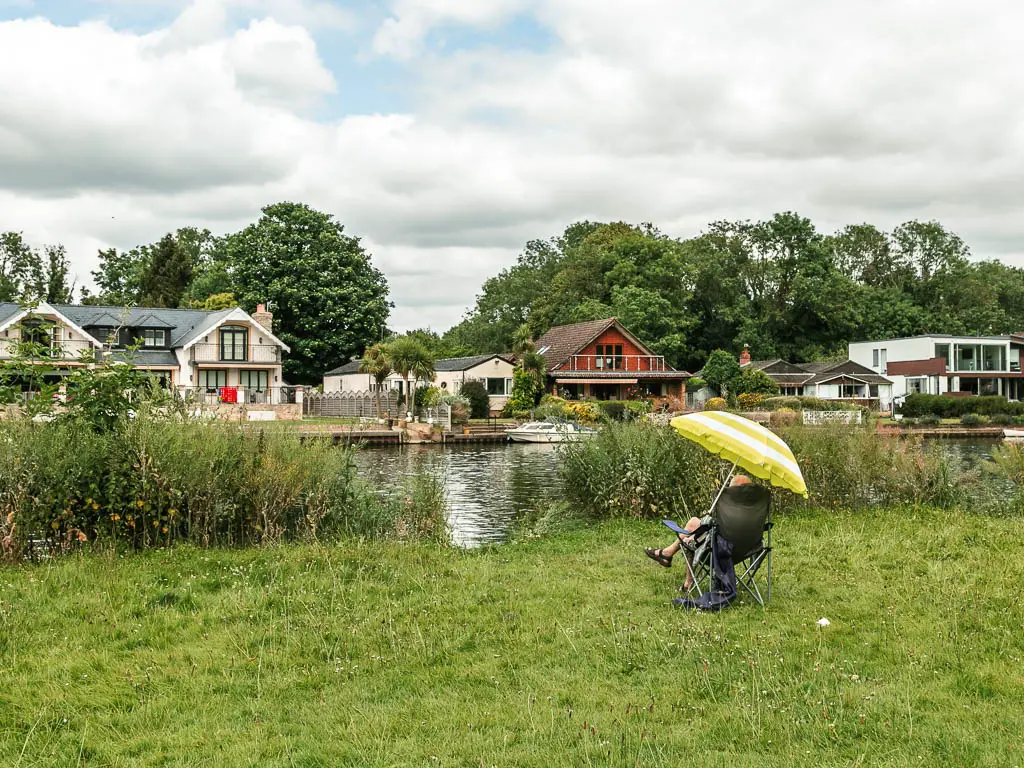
[739,345,751,367]
[252,303,274,332]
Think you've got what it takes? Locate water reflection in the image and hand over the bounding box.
[351,443,563,547]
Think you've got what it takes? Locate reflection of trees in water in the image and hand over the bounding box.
[351,444,562,545]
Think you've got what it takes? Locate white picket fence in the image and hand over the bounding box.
[802,409,863,425]
[421,404,453,431]
[304,390,400,418]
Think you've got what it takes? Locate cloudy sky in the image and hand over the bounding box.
[1,1,1022,330]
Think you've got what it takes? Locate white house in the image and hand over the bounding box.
[848,334,1024,401]
[0,301,294,409]
[324,354,516,414]
[739,349,894,410]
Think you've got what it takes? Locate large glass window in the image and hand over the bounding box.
[907,378,926,394]
[955,344,978,371]
[199,370,227,391]
[982,345,1006,372]
[219,326,248,361]
[239,370,268,391]
[486,378,509,395]
[935,344,950,370]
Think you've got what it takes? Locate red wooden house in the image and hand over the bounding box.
[534,318,691,400]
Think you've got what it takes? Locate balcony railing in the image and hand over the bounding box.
[190,343,281,364]
[567,354,667,372]
[0,338,97,361]
[176,386,299,406]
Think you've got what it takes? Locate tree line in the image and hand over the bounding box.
[440,214,1024,371]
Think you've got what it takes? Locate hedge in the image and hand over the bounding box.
[900,394,1024,418]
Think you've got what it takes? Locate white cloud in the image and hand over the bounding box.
[3,0,1024,335]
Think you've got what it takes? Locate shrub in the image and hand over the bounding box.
[770,407,799,426]
[736,392,765,410]
[558,423,720,520]
[418,386,442,409]
[0,416,449,558]
[901,394,1022,419]
[733,368,780,397]
[704,397,727,411]
[989,413,1014,426]
[439,394,471,424]
[459,380,491,419]
[961,413,986,426]
[503,368,543,416]
[917,414,941,425]
[596,400,652,422]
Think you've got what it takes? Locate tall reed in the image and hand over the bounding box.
[0,417,448,559]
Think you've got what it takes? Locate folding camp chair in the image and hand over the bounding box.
[670,484,773,606]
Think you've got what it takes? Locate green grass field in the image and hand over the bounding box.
[2,507,1022,766]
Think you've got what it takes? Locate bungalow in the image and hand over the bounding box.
[534,318,691,400]
[739,349,894,410]
[0,301,295,412]
[323,354,516,414]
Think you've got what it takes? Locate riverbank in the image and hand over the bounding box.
[2,507,1021,766]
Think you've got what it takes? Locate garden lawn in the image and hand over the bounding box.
[1,507,1022,767]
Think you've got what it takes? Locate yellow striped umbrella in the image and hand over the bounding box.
[670,411,808,497]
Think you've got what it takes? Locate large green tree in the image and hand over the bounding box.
[227,202,391,384]
[139,233,195,308]
[0,232,41,303]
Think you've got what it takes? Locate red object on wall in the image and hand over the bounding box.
[219,387,238,404]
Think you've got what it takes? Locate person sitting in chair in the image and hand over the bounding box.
[644,474,752,590]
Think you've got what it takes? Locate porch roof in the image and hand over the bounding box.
[555,377,638,385]
[551,370,690,380]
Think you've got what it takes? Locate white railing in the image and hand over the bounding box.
[422,405,452,430]
[568,354,667,372]
[190,343,281,363]
[177,386,299,406]
[0,338,97,360]
[802,410,863,425]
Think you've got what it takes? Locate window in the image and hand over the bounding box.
[219,326,248,361]
[935,344,950,370]
[486,378,509,396]
[239,370,268,391]
[879,348,887,374]
[872,349,879,368]
[141,329,166,348]
[596,344,624,370]
[198,370,227,391]
[907,378,925,394]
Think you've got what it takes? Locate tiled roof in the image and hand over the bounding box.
[324,360,362,376]
[434,354,513,372]
[107,349,179,367]
[325,354,513,378]
[534,318,620,369]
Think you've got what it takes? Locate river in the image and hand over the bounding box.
[351,438,1008,547]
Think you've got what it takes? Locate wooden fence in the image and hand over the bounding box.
[304,390,399,419]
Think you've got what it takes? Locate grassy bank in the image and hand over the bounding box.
[2,507,1022,766]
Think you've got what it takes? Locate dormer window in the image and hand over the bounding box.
[141,329,166,348]
[219,326,248,361]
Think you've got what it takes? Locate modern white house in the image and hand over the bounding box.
[323,354,516,414]
[848,334,1024,401]
[0,301,296,412]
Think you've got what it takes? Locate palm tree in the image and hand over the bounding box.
[512,324,547,393]
[409,352,436,419]
[386,337,434,419]
[358,343,392,419]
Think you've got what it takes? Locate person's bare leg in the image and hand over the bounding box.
[648,516,701,564]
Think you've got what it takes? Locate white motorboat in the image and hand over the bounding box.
[1003,428,1024,441]
[506,421,598,443]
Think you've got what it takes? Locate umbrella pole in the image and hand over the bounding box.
[708,461,737,513]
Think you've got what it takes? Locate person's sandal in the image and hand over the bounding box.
[644,547,672,567]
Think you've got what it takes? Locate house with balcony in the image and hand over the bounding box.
[0,301,294,411]
[848,334,1024,401]
[324,354,516,414]
[534,318,691,400]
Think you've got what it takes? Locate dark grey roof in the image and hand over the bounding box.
[434,354,513,372]
[45,304,234,346]
[325,360,363,376]
[326,354,514,378]
[106,349,179,367]
[0,303,26,327]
